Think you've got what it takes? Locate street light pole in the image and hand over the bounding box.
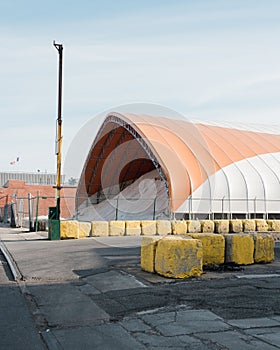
[53,41,63,220]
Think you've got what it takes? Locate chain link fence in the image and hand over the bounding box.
[74,196,280,221]
[1,195,280,229]
[0,194,75,230]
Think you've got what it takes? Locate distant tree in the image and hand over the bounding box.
[68,177,78,186]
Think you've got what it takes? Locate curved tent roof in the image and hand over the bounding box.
[77,112,280,217]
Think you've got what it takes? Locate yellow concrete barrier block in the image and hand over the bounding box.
[251,233,275,263]
[156,220,172,235]
[79,222,91,238]
[267,220,280,232]
[214,220,229,234]
[229,220,243,233]
[255,219,268,232]
[243,219,256,232]
[141,221,157,236]
[155,236,203,278]
[187,220,201,233]
[201,220,214,233]
[224,234,254,265]
[60,220,79,239]
[126,221,141,236]
[91,221,109,237]
[141,236,163,273]
[171,220,187,235]
[109,221,125,236]
[188,233,225,266]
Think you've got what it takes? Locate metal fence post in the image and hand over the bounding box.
[75,196,79,220]
[115,197,119,220]
[35,191,40,232]
[153,197,157,220]
[3,203,8,223]
[28,193,33,231]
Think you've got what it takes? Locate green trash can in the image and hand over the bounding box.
[48,207,60,240]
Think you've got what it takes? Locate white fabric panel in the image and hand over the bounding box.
[192,119,280,135]
[259,152,280,212]
[176,152,280,214]
[235,157,265,212]
[189,178,212,214]
[208,169,230,213]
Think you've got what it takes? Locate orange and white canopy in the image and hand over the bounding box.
[77,112,280,215]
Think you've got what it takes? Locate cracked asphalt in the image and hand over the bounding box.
[0,226,280,349]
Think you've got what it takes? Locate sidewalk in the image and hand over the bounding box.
[1,226,280,349]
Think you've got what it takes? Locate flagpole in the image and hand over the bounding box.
[53,41,63,221]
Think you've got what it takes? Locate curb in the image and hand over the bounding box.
[0,242,22,281]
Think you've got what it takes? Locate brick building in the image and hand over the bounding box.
[0,180,76,221]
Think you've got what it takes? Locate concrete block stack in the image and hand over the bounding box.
[57,218,277,279]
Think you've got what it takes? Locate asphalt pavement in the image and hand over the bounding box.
[0,226,280,350]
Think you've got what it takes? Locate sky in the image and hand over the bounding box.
[1,0,280,179]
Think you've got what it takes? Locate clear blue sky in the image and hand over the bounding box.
[1,0,280,178]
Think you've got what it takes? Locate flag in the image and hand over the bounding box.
[10,157,20,165]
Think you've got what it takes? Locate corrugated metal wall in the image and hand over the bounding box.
[0,172,65,187]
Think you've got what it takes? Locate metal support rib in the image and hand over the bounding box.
[107,114,169,197]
